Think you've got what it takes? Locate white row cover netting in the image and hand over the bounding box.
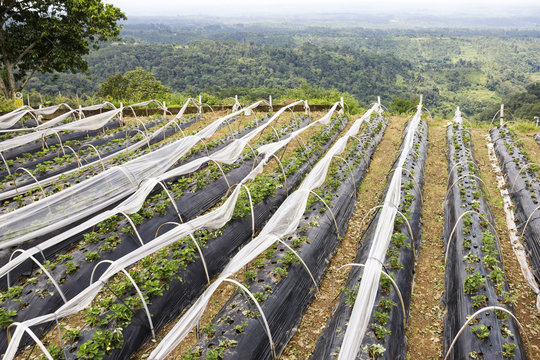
[0,100,265,248]
[2,100,346,360]
[0,100,305,276]
[0,99,193,200]
[148,102,381,359]
[0,108,121,152]
[0,102,121,130]
[336,104,423,360]
[0,104,74,130]
[0,100,169,152]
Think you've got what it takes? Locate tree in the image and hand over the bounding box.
[0,0,126,99]
[97,73,129,100]
[389,97,419,114]
[98,68,170,101]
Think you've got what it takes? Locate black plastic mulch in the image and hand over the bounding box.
[311,119,428,360]
[185,115,388,360]
[443,123,526,359]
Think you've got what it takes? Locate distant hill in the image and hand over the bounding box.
[27,40,415,105]
[479,82,540,121]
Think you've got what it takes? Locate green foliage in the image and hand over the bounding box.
[85,251,100,262]
[62,329,81,343]
[0,286,23,302]
[98,67,170,101]
[464,273,485,294]
[470,324,490,340]
[77,328,124,360]
[371,323,391,341]
[0,0,125,98]
[502,342,518,358]
[363,343,386,359]
[389,97,419,114]
[479,82,540,121]
[40,343,65,360]
[97,73,129,100]
[64,261,79,274]
[0,308,17,328]
[244,270,257,282]
[471,295,488,308]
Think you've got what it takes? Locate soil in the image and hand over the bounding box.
[405,117,447,360]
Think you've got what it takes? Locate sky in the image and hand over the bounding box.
[105,0,540,18]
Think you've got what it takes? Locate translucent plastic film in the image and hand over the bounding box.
[337,105,423,360]
[2,101,345,360]
[0,101,263,248]
[148,102,379,359]
[0,101,304,275]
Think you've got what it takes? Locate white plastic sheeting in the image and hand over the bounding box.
[0,100,264,248]
[0,100,305,276]
[0,104,74,130]
[0,98,235,201]
[1,101,346,360]
[336,104,423,360]
[0,107,33,129]
[148,102,380,359]
[0,108,122,152]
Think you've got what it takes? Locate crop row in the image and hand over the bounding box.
[443,115,525,359]
[312,109,427,359]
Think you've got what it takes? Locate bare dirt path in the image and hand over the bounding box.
[406,117,447,360]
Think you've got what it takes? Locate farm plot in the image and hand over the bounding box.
[0,104,268,257]
[0,110,314,354]
[0,114,183,194]
[1,103,349,359]
[311,108,427,359]
[443,112,526,359]
[171,114,387,360]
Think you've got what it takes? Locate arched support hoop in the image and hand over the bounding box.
[443,174,493,206]
[118,211,145,246]
[223,278,277,360]
[444,210,500,264]
[358,203,416,258]
[154,223,210,285]
[333,263,407,331]
[90,260,156,339]
[443,306,532,360]
[78,143,106,171]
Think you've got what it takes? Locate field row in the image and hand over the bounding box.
[0,100,539,360]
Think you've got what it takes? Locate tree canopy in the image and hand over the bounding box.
[98,67,170,101]
[0,0,125,99]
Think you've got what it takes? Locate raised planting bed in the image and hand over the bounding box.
[0,115,346,358]
[443,119,526,359]
[180,114,387,360]
[490,126,540,284]
[311,116,428,360]
[0,111,265,243]
[0,113,276,267]
[0,114,198,204]
[0,114,185,189]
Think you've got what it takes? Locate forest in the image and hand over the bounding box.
[19,19,540,120]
